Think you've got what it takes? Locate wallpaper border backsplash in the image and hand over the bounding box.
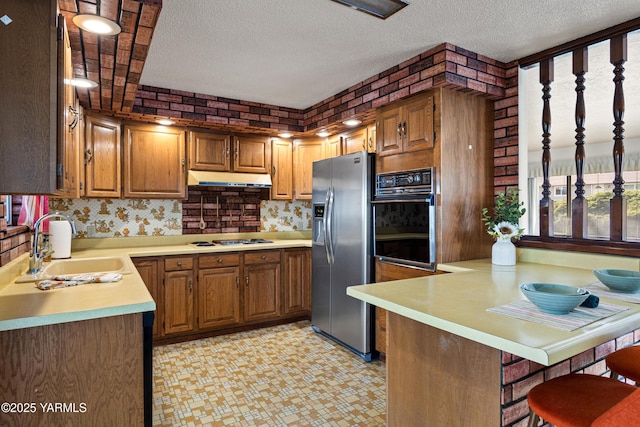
[49,198,311,238]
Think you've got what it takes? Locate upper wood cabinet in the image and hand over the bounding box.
[293,138,324,200]
[55,16,82,199]
[324,135,342,158]
[271,138,293,200]
[123,123,186,199]
[188,130,230,171]
[233,134,270,173]
[342,124,376,155]
[84,114,121,198]
[377,91,434,157]
[0,0,59,194]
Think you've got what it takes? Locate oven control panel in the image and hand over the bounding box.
[375,167,434,197]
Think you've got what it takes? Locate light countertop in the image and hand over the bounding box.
[0,234,310,332]
[347,256,640,365]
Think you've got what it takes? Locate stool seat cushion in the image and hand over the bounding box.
[606,345,640,383]
[528,374,635,427]
[592,388,640,426]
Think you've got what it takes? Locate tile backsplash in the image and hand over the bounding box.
[49,196,311,238]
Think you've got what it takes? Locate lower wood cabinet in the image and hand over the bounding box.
[244,250,282,322]
[283,248,311,314]
[198,253,241,329]
[133,247,311,343]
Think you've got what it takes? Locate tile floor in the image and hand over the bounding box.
[152,321,386,426]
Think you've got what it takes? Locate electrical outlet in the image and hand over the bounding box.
[86,225,96,238]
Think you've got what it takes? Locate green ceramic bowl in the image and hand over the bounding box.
[593,269,640,293]
[520,283,590,315]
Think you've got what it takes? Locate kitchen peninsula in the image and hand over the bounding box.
[347,249,640,426]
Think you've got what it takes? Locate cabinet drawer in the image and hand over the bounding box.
[244,250,281,265]
[199,253,241,268]
[164,256,194,271]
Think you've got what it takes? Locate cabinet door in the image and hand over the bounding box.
[324,136,342,158]
[293,138,324,200]
[198,266,241,329]
[163,270,194,335]
[271,139,293,200]
[0,0,58,194]
[404,93,435,152]
[233,135,270,173]
[84,114,121,198]
[132,258,160,337]
[244,263,281,322]
[55,16,81,199]
[124,124,186,199]
[342,127,368,155]
[376,106,403,157]
[188,130,230,171]
[283,248,311,314]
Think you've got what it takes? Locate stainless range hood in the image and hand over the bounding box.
[187,170,272,188]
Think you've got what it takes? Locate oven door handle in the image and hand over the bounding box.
[326,186,335,265]
[371,198,431,204]
[428,193,437,267]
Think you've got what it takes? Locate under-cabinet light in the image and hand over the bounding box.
[343,119,362,127]
[316,130,330,137]
[329,0,409,19]
[157,119,174,126]
[70,78,98,89]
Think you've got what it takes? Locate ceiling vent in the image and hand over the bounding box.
[330,0,409,19]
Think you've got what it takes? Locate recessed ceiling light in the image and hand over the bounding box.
[278,133,292,138]
[343,119,362,127]
[316,130,330,138]
[69,78,98,89]
[329,0,408,19]
[157,119,174,126]
[72,14,121,35]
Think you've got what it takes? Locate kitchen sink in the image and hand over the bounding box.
[15,256,132,283]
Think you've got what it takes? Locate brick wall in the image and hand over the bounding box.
[182,187,263,234]
[500,329,640,427]
[493,63,520,194]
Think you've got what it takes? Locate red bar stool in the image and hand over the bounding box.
[606,345,640,385]
[526,374,637,427]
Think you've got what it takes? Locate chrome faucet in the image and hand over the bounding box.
[28,212,77,274]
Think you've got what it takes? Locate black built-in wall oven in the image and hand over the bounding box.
[372,167,437,271]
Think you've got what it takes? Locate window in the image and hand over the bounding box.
[519,28,640,252]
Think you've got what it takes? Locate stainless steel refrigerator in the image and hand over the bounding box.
[311,150,374,361]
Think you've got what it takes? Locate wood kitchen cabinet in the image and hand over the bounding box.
[243,250,282,322]
[233,134,271,173]
[283,248,311,315]
[55,15,82,199]
[376,91,434,157]
[342,125,376,154]
[271,138,293,200]
[324,135,342,158]
[188,130,231,171]
[124,123,186,199]
[293,138,324,200]
[84,114,121,198]
[163,256,195,335]
[198,253,241,329]
[0,0,59,194]
[132,257,161,337]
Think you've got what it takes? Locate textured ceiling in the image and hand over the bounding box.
[140,0,640,109]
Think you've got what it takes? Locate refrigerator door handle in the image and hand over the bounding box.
[323,188,332,264]
[326,186,335,264]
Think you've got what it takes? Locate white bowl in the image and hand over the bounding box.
[520,283,590,315]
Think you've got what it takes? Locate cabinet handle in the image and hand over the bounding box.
[217,258,223,263]
[234,147,239,160]
[84,148,93,164]
[261,255,266,260]
[245,276,249,286]
[368,137,373,150]
[402,122,407,139]
[397,123,402,137]
[68,106,79,130]
[181,158,185,172]
[177,262,182,267]
[225,145,230,159]
[236,276,239,288]
[188,279,193,293]
[362,139,366,149]
[272,165,276,176]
